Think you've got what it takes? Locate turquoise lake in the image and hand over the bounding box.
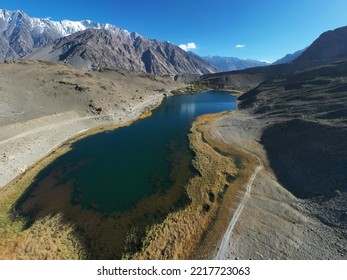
[25,92,237,214]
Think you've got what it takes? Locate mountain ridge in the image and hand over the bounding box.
[203,55,270,71]
[27,28,217,74]
[294,25,347,63]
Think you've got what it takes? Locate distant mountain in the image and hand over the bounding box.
[202,56,269,71]
[0,9,216,75]
[272,49,306,65]
[200,25,347,91]
[294,26,347,63]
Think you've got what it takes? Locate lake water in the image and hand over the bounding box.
[20,92,236,215]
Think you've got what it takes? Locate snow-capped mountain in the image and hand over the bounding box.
[0,9,129,60]
[0,9,216,75]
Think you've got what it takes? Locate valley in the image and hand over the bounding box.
[1,6,347,261]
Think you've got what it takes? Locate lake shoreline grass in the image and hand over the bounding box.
[0,101,163,260]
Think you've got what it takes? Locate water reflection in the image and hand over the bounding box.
[180,102,196,117]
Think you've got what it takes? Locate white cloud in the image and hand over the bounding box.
[179,42,197,51]
[235,44,246,48]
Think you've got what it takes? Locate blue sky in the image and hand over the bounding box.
[2,0,347,62]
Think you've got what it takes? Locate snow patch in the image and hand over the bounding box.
[59,20,86,35]
[1,8,130,40]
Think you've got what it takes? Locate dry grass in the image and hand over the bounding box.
[0,143,85,259]
[0,214,82,260]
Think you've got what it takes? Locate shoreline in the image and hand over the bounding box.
[0,90,238,260]
[0,95,169,260]
[132,111,256,259]
[189,111,260,259]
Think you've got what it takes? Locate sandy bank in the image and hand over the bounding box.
[0,99,162,189]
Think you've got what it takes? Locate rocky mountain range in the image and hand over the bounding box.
[27,29,217,75]
[0,9,216,75]
[3,8,347,77]
[202,55,269,71]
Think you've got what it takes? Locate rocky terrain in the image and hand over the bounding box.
[200,60,347,259]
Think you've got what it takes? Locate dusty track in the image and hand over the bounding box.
[215,164,262,259]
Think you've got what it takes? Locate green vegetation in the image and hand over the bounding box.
[335,189,343,197]
[171,81,210,94]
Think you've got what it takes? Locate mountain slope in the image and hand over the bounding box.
[272,49,306,65]
[295,26,347,63]
[27,29,217,74]
[203,56,269,71]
